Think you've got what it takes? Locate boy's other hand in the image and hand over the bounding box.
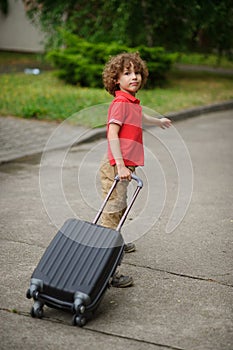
[160,118,172,129]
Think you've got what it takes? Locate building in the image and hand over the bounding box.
[0,0,44,52]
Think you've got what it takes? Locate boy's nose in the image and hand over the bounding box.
[131,72,137,79]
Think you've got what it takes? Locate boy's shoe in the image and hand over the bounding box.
[111,272,134,288]
[124,242,136,253]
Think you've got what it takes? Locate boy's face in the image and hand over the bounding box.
[116,63,142,96]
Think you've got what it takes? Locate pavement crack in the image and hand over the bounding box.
[0,307,68,325]
[84,328,186,350]
[2,236,232,288]
[0,237,46,249]
[124,262,233,287]
[0,307,185,350]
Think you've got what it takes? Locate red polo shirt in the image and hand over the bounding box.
[107,90,144,166]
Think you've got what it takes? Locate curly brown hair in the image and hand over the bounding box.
[102,52,149,96]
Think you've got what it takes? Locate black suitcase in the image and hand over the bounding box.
[26,174,143,327]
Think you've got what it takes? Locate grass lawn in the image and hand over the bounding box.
[176,52,233,69]
[0,60,233,127]
[138,70,233,115]
[0,72,112,126]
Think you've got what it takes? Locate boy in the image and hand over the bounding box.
[100,52,171,287]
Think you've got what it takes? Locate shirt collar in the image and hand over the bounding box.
[115,90,140,104]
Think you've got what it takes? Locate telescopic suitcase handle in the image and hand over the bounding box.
[93,174,143,231]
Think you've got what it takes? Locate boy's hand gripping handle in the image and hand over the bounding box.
[93,174,143,231]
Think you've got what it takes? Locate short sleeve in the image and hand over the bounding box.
[108,100,128,126]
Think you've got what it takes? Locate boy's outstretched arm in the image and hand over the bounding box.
[108,123,132,181]
[142,113,172,129]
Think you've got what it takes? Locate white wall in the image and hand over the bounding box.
[0,0,44,52]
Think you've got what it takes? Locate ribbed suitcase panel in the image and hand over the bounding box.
[32,219,124,301]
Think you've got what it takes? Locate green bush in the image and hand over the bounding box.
[47,32,175,88]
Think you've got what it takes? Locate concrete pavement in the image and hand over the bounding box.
[1,100,233,164]
[0,108,233,349]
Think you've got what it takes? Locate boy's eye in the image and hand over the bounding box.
[123,70,140,76]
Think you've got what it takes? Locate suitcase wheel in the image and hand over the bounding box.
[26,289,31,299]
[72,314,86,327]
[30,301,44,319]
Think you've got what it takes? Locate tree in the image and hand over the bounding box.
[194,0,233,58]
[0,0,8,15]
[23,0,233,57]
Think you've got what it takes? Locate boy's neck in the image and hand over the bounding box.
[119,88,137,97]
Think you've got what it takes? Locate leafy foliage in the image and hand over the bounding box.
[47,33,176,87]
[24,0,233,58]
